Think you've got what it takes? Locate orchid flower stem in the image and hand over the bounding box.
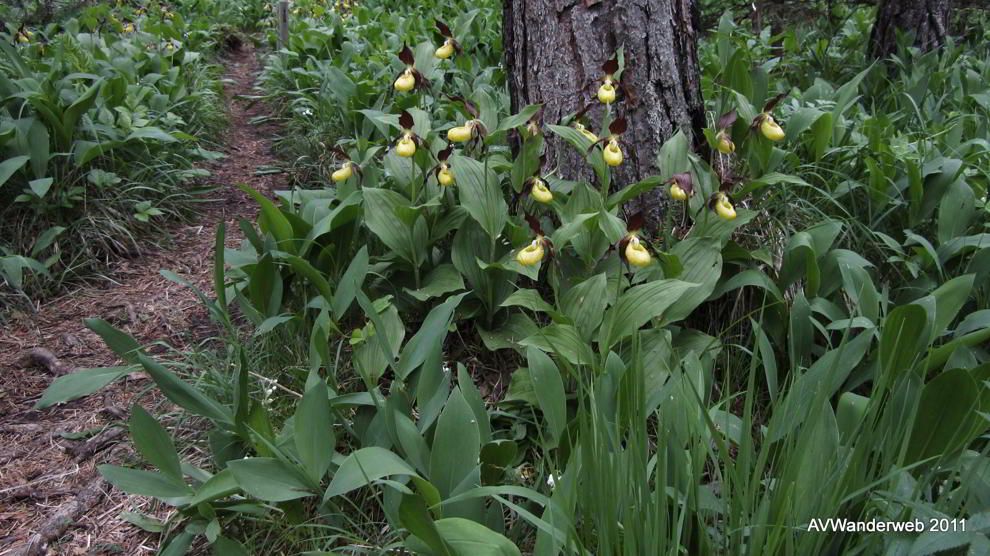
[663,200,673,251]
[602,103,612,198]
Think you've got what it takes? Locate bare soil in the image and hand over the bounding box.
[0,44,283,556]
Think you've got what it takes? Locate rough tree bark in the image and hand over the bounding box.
[868,0,951,60]
[503,0,705,227]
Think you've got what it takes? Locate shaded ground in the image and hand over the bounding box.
[0,44,282,555]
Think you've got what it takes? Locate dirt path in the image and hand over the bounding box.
[0,45,282,555]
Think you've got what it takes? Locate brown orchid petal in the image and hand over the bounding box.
[602,57,619,75]
[762,92,787,113]
[435,19,452,37]
[717,111,737,131]
[609,118,627,135]
[626,210,645,233]
[398,45,415,65]
[525,213,543,236]
[399,110,414,130]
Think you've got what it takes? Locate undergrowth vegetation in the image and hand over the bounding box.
[0,0,269,312]
[34,0,990,554]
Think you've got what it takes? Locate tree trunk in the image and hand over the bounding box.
[868,0,951,60]
[502,0,705,228]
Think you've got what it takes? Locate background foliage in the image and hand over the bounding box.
[24,0,990,554]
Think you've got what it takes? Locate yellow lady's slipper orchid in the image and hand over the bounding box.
[123,23,135,33]
[531,179,553,203]
[438,165,454,186]
[670,183,688,201]
[575,123,597,143]
[715,194,736,220]
[396,135,416,157]
[394,69,415,91]
[16,32,29,43]
[447,124,472,143]
[760,115,785,141]
[331,164,352,182]
[604,139,623,167]
[598,81,616,104]
[435,39,454,59]
[516,239,545,266]
[716,132,735,154]
[625,236,651,267]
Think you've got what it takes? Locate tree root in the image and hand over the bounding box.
[67,426,127,463]
[15,347,74,376]
[9,473,107,556]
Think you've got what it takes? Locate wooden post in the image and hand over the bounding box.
[276,1,289,52]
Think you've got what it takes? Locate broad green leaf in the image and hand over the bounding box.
[605,176,664,209]
[655,130,689,181]
[213,223,227,314]
[238,184,296,255]
[501,289,555,315]
[363,187,418,264]
[325,447,420,500]
[137,353,232,425]
[396,293,468,379]
[99,465,192,498]
[908,530,973,556]
[26,119,48,179]
[283,254,333,303]
[126,127,178,143]
[332,246,369,319]
[494,104,542,133]
[923,327,990,373]
[451,154,508,241]
[229,457,315,501]
[212,537,251,556]
[559,273,608,340]
[598,280,697,350]
[129,405,182,481]
[35,366,130,409]
[658,238,722,325]
[480,440,518,486]
[526,347,567,448]
[84,318,142,364]
[520,323,595,366]
[63,78,104,141]
[768,331,873,443]
[929,274,974,341]
[429,388,481,500]
[458,365,492,444]
[879,304,928,379]
[937,180,976,244]
[295,381,335,484]
[836,392,869,442]
[408,518,520,556]
[255,315,295,335]
[0,155,31,187]
[906,367,988,465]
[405,264,466,301]
[186,468,240,506]
[548,124,605,184]
[400,494,454,556]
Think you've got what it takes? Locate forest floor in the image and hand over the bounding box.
[0,45,279,555]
